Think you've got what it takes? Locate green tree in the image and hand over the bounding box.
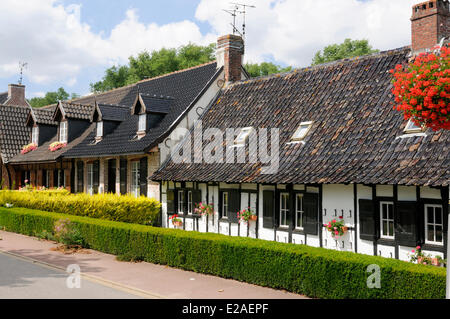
[29,87,77,108]
[90,43,216,93]
[245,62,292,78]
[312,39,379,66]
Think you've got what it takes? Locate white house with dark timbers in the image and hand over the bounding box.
[152,1,450,261]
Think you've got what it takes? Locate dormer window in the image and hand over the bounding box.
[292,121,313,141]
[31,126,39,145]
[234,127,253,146]
[96,121,103,138]
[59,121,68,143]
[138,114,146,132]
[404,119,424,134]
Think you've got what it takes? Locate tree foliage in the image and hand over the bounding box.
[244,62,292,78]
[90,43,216,93]
[29,87,79,108]
[312,39,379,66]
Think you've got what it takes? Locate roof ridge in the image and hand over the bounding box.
[228,46,411,88]
[72,60,217,102]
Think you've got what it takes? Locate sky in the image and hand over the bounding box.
[0,0,418,99]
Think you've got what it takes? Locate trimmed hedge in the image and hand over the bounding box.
[0,206,446,299]
[0,190,160,225]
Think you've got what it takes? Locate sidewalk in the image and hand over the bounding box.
[0,230,306,299]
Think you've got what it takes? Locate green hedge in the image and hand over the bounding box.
[0,190,160,225]
[0,206,446,299]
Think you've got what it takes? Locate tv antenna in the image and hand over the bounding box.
[18,62,27,85]
[223,2,255,40]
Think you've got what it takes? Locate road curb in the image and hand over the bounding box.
[0,249,167,299]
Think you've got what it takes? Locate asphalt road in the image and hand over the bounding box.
[0,252,142,299]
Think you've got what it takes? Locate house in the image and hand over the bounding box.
[6,34,249,200]
[0,84,32,189]
[151,0,450,262]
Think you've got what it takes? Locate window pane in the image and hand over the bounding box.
[389,221,394,237]
[382,204,387,219]
[427,207,434,223]
[435,207,442,224]
[383,221,388,236]
[427,225,435,242]
[436,226,443,243]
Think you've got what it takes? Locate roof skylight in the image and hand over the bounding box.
[404,119,424,134]
[291,122,313,141]
[234,127,253,145]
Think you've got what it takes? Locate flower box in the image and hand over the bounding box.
[49,142,67,152]
[21,143,37,154]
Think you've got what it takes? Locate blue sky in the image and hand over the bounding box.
[0,0,416,101]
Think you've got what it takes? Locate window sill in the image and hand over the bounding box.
[376,238,396,246]
[421,243,445,252]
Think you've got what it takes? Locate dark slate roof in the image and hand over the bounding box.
[97,103,130,122]
[8,124,95,164]
[59,102,94,120]
[152,47,450,187]
[0,105,31,163]
[31,106,57,125]
[139,94,173,114]
[0,92,8,105]
[63,61,220,158]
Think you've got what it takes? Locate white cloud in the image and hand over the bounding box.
[0,0,418,88]
[196,0,417,66]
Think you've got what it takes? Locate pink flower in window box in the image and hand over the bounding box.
[49,142,67,152]
[21,143,37,154]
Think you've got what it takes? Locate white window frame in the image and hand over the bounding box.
[222,192,229,219]
[295,194,304,230]
[234,127,253,146]
[96,121,103,138]
[291,121,313,141]
[380,201,395,239]
[425,204,444,246]
[187,191,193,215]
[59,121,68,143]
[87,164,94,195]
[404,119,424,134]
[138,114,146,132]
[32,126,39,145]
[280,193,289,228]
[131,161,140,198]
[178,190,185,214]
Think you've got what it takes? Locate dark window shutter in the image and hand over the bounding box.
[303,193,319,235]
[139,157,148,197]
[107,159,116,193]
[60,170,65,187]
[263,190,275,229]
[274,190,280,228]
[166,189,176,215]
[77,161,84,193]
[183,190,188,214]
[53,169,58,188]
[93,160,99,194]
[228,189,240,223]
[120,159,127,195]
[395,201,419,246]
[359,199,377,241]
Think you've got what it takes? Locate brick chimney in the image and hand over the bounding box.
[4,84,29,107]
[411,0,450,53]
[216,35,244,84]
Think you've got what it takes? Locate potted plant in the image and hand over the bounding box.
[170,214,183,228]
[194,202,214,217]
[237,208,257,224]
[324,216,347,238]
